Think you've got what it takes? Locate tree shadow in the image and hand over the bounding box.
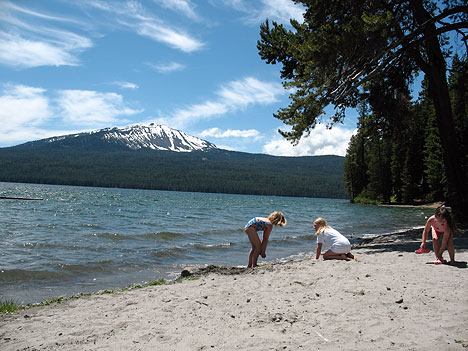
[445,261,468,268]
[353,229,468,269]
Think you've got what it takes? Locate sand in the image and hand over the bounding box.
[1,228,467,351]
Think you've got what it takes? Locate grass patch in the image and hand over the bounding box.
[455,340,468,348]
[2,278,171,314]
[145,278,166,286]
[0,277,186,315]
[0,299,20,314]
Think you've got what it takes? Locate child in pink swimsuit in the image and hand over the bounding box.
[416,205,456,264]
[244,211,287,268]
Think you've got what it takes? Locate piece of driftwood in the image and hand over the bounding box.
[0,196,44,200]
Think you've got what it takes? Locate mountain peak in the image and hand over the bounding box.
[18,123,217,152]
[98,123,217,152]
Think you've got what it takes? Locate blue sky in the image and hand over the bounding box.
[0,0,358,156]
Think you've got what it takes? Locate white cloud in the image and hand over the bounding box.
[153,0,201,21]
[158,101,228,128]
[88,1,204,53]
[0,83,146,146]
[157,77,285,128]
[217,77,283,107]
[258,0,305,24]
[0,84,58,146]
[200,127,260,138]
[147,61,185,73]
[0,2,92,68]
[0,32,78,68]
[0,1,83,24]
[216,0,304,25]
[135,21,204,52]
[56,90,142,127]
[0,84,52,130]
[112,81,139,89]
[263,124,356,156]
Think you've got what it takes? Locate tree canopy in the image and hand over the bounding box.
[258,0,468,219]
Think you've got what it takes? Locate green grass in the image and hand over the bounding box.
[1,278,172,315]
[0,299,20,314]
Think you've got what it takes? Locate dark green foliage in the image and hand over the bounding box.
[417,81,447,202]
[450,55,468,181]
[0,147,347,199]
[343,133,367,200]
[344,57,468,205]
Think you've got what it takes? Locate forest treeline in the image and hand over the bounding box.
[344,56,468,205]
[0,148,347,199]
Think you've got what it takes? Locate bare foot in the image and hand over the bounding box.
[346,253,357,261]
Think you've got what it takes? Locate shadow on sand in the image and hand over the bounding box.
[354,228,468,269]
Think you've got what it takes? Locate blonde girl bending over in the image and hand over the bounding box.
[244,211,287,268]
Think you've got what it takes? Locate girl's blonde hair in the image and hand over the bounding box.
[268,211,287,226]
[314,217,330,235]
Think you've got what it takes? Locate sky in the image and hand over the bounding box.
[0,0,358,156]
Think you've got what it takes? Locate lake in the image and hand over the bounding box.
[0,182,433,304]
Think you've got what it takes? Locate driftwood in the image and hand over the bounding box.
[0,196,44,200]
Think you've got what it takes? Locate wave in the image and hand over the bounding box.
[92,231,186,242]
[270,234,317,245]
[189,242,233,250]
[0,260,124,284]
[0,269,64,282]
[143,232,186,241]
[13,241,96,251]
[152,246,191,260]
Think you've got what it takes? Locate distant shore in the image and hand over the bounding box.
[1,228,467,351]
[379,201,444,209]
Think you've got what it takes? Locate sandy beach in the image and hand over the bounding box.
[1,228,467,351]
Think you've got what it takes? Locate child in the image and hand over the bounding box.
[314,217,355,261]
[244,211,287,268]
[416,205,455,264]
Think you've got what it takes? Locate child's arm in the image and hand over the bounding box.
[315,243,322,260]
[260,227,272,258]
[420,217,433,249]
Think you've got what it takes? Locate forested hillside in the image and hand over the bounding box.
[0,148,347,199]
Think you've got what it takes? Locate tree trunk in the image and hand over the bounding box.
[410,0,468,220]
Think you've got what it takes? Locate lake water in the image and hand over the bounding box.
[0,182,434,304]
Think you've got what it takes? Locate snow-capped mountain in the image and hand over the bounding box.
[18,123,217,152]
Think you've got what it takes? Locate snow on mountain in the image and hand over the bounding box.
[39,123,217,152]
[99,123,217,152]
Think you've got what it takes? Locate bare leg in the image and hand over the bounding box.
[431,228,443,261]
[245,227,261,268]
[447,236,455,262]
[323,250,352,261]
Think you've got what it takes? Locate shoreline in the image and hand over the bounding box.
[0,226,433,307]
[378,201,444,209]
[1,228,467,350]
